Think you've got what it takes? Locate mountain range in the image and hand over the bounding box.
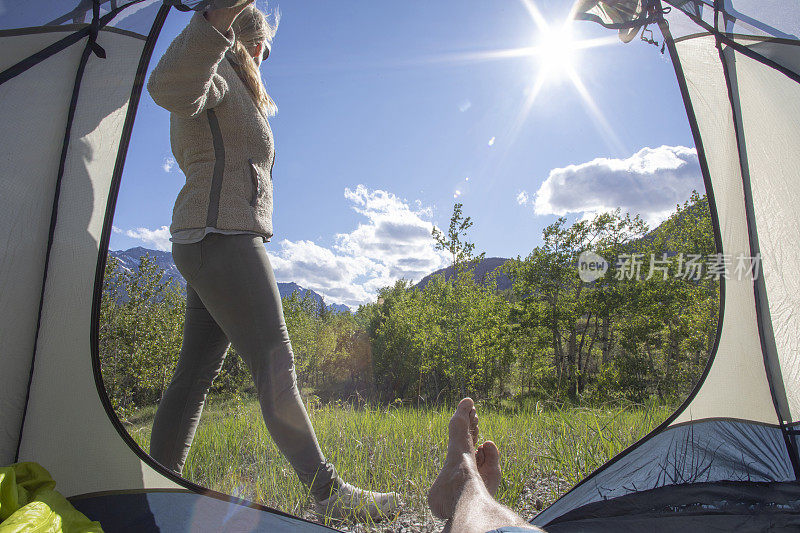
[109,247,515,312]
[414,257,513,292]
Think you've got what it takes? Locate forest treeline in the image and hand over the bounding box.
[100,192,718,417]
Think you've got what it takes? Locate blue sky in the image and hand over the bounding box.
[110,0,701,308]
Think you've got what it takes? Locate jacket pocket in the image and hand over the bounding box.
[248,158,259,207]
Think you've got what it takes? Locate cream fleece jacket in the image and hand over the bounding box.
[147,11,275,240]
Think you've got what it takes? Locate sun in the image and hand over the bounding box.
[401,0,624,155]
[534,24,577,81]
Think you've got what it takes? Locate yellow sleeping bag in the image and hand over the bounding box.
[0,463,102,533]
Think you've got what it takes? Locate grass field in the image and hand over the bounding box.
[125,396,672,531]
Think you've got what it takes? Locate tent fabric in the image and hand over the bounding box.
[533,0,800,529]
[543,481,800,532]
[725,39,800,423]
[0,1,155,468]
[667,31,776,427]
[1,0,800,532]
[714,1,800,40]
[15,22,182,493]
[0,1,161,34]
[1,17,180,495]
[68,490,336,533]
[532,419,797,524]
[572,0,654,42]
[545,513,800,533]
[0,28,86,469]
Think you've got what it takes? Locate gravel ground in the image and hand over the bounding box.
[303,474,570,533]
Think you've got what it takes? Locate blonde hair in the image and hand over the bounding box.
[231,4,279,116]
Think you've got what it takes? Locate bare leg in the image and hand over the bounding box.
[428,398,544,533]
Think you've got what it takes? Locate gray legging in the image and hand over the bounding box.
[149,233,338,500]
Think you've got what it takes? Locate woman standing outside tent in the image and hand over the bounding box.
[145,0,398,520]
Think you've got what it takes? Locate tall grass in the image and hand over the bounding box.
[125,396,671,529]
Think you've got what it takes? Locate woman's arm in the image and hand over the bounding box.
[146,2,253,117]
[204,1,253,35]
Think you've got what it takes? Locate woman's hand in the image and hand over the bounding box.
[203,0,254,37]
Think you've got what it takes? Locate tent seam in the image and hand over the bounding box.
[662,0,800,85]
[0,25,147,40]
[0,2,133,87]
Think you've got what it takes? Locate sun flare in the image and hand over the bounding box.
[534,24,577,81]
[404,0,624,156]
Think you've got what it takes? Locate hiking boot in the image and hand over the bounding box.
[314,481,400,522]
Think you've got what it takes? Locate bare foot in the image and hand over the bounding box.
[470,405,479,447]
[428,398,479,519]
[467,403,501,495]
[476,441,501,496]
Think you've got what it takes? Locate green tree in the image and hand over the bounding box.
[99,254,185,417]
[431,202,485,270]
[504,211,648,400]
[368,280,421,402]
[612,192,718,402]
[431,203,486,398]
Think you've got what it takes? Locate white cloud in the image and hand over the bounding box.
[516,191,529,205]
[336,185,444,276]
[162,156,177,173]
[123,225,171,251]
[453,189,462,199]
[532,145,702,227]
[112,226,123,234]
[488,137,496,147]
[459,99,472,112]
[270,185,447,309]
[271,240,378,306]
